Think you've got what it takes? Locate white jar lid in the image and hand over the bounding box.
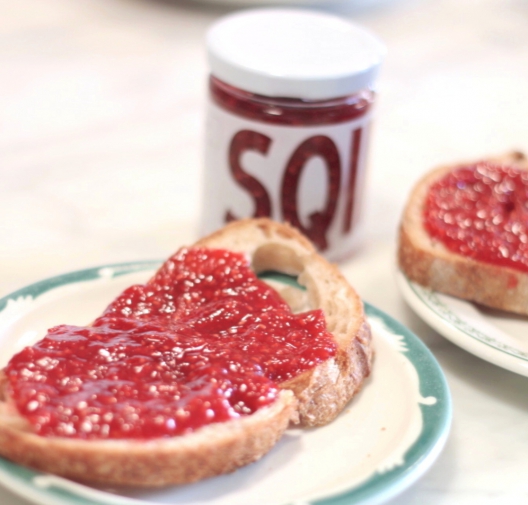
[206,8,386,100]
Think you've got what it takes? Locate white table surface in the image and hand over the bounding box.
[2,0,528,503]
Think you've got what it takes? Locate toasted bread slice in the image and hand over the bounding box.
[0,218,372,486]
[398,151,528,315]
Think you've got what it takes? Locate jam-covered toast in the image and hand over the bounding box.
[398,151,528,315]
[0,218,372,486]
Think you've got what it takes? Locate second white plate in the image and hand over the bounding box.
[397,270,528,377]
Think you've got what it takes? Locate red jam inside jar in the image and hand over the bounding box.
[424,162,528,272]
[6,248,337,439]
[210,76,374,126]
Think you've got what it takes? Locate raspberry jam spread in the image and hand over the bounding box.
[6,248,336,439]
[424,162,528,272]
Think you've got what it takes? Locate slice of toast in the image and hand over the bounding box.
[398,151,528,315]
[0,218,372,486]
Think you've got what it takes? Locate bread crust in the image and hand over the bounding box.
[398,151,528,315]
[0,218,372,486]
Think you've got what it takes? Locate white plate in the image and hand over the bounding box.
[397,270,528,377]
[0,263,451,505]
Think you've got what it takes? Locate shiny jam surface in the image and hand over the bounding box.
[210,76,374,126]
[6,248,336,439]
[424,162,528,272]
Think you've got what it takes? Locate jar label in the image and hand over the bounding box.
[201,102,373,261]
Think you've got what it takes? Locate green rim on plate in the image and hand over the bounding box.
[406,276,528,362]
[0,262,452,505]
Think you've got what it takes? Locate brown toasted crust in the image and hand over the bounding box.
[196,218,373,426]
[0,218,372,486]
[398,151,528,315]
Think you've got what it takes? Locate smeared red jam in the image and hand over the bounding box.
[424,162,528,272]
[6,248,336,439]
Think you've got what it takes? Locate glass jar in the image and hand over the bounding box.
[201,8,385,261]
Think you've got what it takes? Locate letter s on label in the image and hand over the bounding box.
[225,130,272,222]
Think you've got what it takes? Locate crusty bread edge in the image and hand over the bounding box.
[398,150,528,315]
